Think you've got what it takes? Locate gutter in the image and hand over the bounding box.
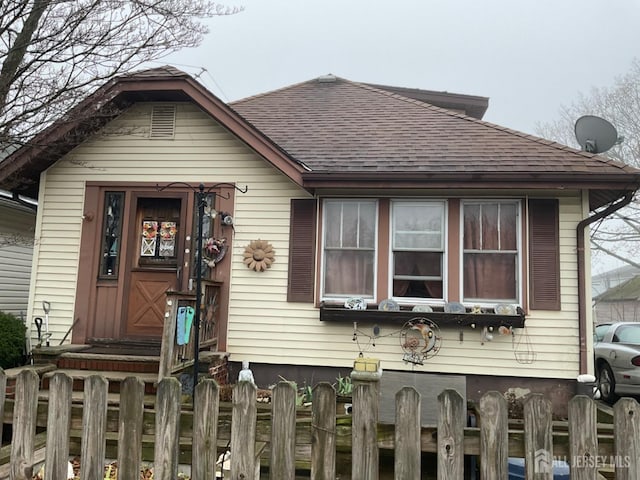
[576,190,635,374]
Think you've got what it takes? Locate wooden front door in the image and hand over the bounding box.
[123,195,187,338]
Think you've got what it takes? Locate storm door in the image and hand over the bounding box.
[123,194,188,338]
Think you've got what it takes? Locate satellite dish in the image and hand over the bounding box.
[574,115,619,154]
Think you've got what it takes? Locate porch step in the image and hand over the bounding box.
[42,368,159,394]
[56,351,160,373]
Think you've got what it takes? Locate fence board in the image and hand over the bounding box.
[117,377,145,480]
[437,389,464,480]
[231,381,258,480]
[568,395,598,479]
[10,370,39,480]
[79,375,108,480]
[352,382,379,480]
[311,382,336,480]
[524,394,553,480]
[44,373,72,480]
[192,379,220,480]
[154,377,181,480]
[270,382,297,480]
[614,397,640,480]
[479,391,508,480]
[0,369,5,443]
[395,387,421,480]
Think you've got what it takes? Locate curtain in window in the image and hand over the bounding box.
[463,202,518,301]
[324,250,374,296]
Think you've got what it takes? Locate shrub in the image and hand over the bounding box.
[0,311,27,369]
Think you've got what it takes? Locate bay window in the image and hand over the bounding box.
[322,200,377,298]
[392,201,445,300]
[462,200,520,303]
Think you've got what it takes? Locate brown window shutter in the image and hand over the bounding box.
[287,198,317,302]
[529,199,561,310]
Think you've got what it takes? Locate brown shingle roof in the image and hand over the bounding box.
[231,76,638,179]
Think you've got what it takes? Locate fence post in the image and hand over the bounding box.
[311,382,336,480]
[613,397,640,480]
[479,391,508,480]
[192,379,220,480]
[352,368,381,480]
[231,381,258,480]
[523,394,553,480]
[117,377,145,480]
[568,395,598,479]
[44,373,72,480]
[437,389,464,480]
[395,386,421,480]
[0,368,5,442]
[270,382,297,480]
[80,375,108,480]
[10,369,39,480]
[154,377,182,480]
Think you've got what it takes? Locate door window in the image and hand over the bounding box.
[136,197,181,267]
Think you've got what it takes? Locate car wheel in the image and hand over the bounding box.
[598,363,618,403]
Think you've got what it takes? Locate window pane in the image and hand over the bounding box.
[342,202,360,248]
[393,203,443,249]
[99,192,124,277]
[324,202,342,247]
[481,204,499,250]
[324,250,374,297]
[500,203,517,250]
[463,253,517,301]
[463,204,481,249]
[394,251,442,277]
[359,202,376,248]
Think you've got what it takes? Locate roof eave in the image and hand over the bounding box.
[301,171,640,210]
[0,74,307,197]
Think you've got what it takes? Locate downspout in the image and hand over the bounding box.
[576,190,634,374]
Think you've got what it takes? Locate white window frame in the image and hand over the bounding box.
[390,199,447,305]
[320,199,378,301]
[460,199,522,305]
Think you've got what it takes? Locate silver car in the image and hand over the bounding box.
[594,322,640,403]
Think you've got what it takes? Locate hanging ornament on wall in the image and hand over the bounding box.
[400,317,442,365]
[243,239,276,272]
[203,237,227,268]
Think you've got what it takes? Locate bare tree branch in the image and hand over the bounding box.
[0,0,242,150]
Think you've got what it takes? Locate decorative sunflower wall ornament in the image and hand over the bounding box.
[243,239,275,272]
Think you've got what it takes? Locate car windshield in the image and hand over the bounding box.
[594,324,611,342]
[613,324,640,344]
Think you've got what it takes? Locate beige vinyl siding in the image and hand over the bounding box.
[0,200,36,318]
[32,102,586,379]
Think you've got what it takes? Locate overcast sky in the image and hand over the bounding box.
[164,0,640,137]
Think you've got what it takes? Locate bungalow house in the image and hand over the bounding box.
[1,66,639,410]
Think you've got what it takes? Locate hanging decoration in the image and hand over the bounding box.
[400,318,442,365]
[203,237,228,268]
[140,220,158,256]
[243,239,276,272]
[159,221,177,257]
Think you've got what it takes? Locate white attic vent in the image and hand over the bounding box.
[150,105,176,138]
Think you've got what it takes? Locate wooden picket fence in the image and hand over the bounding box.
[2,369,640,479]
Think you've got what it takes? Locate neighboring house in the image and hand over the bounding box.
[594,275,640,324]
[0,193,36,318]
[1,67,639,409]
[592,264,640,297]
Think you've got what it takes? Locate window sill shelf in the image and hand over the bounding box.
[319,305,525,328]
